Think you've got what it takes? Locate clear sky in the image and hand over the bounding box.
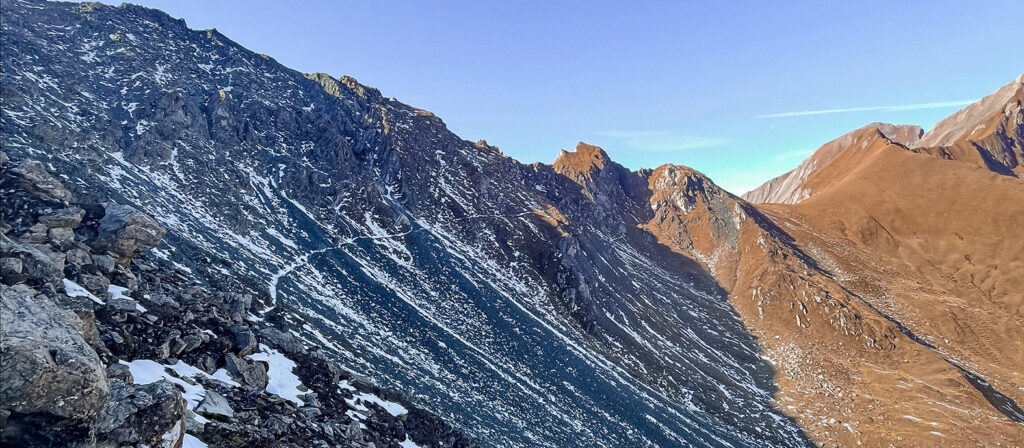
[99,1,1023,193]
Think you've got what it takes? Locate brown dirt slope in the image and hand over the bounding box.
[642,91,1024,444]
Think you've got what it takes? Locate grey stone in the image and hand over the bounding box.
[258,327,305,355]
[38,207,85,229]
[21,223,49,242]
[91,254,116,273]
[224,353,268,389]
[146,293,180,309]
[65,248,92,267]
[104,331,124,345]
[46,226,75,248]
[108,297,141,313]
[232,327,258,356]
[185,410,205,433]
[6,160,72,204]
[345,421,364,440]
[1,236,62,286]
[0,284,108,425]
[106,363,133,383]
[300,406,322,419]
[197,355,219,374]
[74,309,103,348]
[181,334,203,353]
[1,257,23,285]
[28,243,65,277]
[78,273,110,297]
[154,339,171,360]
[262,415,289,437]
[93,379,186,448]
[89,203,166,262]
[169,337,186,356]
[195,390,234,420]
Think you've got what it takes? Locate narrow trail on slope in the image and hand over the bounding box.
[260,228,416,314]
[261,209,543,313]
[263,160,542,316]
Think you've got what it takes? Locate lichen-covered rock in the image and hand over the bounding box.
[0,284,108,445]
[5,160,72,204]
[0,235,62,287]
[93,379,186,448]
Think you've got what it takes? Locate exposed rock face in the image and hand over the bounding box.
[196,390,234,420]
[0,151,480,447]
[5,160,73,204]
[0,236,63,286]
[0,1,810,446]
[0,284,109,445]
[224,353,269,389]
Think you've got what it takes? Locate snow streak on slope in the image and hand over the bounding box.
[0,1,810,446]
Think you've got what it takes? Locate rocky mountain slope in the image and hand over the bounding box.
[1,0,1021,447]
[737,74,1024,445]
[1,1,808,447]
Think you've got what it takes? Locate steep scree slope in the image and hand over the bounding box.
[0,1,809,447]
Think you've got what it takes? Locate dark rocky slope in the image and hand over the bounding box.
[1,0,810,447]
[2,156,478,448]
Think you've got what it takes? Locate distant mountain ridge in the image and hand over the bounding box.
[742,122,923,204]
[744,75,1024,205]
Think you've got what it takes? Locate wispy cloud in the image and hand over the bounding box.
[771,148,814,162]
[595,130,727,152]
[755,100,976,119]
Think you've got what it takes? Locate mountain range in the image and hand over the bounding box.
[1,1,1021,447]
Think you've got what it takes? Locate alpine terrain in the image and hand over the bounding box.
[1,1,1021,447]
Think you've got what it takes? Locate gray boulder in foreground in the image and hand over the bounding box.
[0,284,108,442]
[93,379,186,448]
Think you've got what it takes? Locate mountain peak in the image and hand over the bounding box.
[304,72,383,101]
[743,122,921,204]
[917,74,1023,149]
[554,142,610,171]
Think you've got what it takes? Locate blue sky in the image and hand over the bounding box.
[101,1,1022,193]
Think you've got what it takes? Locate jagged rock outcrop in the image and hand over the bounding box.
[5,160,73,204]
[93,379,187,448]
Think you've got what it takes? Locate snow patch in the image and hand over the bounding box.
[250,344,305,405]
[64,279,104,304]
[182,433,210,448]
[122,359,240,413]
[266,227,298,249]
